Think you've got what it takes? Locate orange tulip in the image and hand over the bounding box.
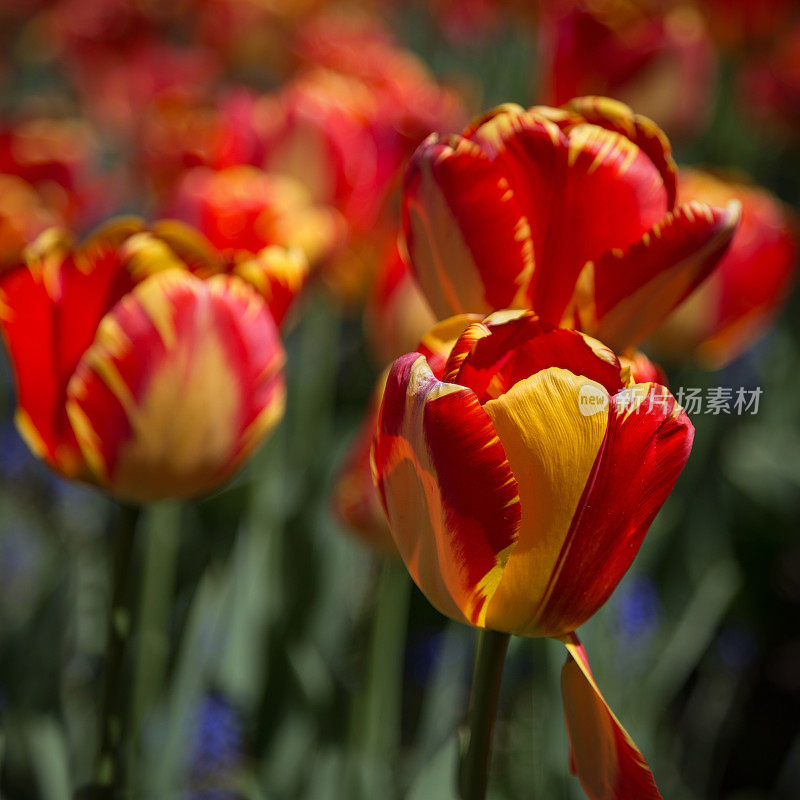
[650,169,798,367]
[401,97,741,353]
[0,218,287,503]
[372,309,693,798]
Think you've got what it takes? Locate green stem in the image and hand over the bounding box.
[93,503,141,793]
[363,559,411,756]
[458,629,510,800]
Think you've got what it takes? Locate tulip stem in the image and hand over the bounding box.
[459,629,510,800]
[92,503,141,794]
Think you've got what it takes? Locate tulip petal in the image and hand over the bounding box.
[65,270,285,502]
[559,96,678,208]
[416,313,482,378]
[448,311,624,402]
[481,368,608,634]
[0,227,140,476]
[533,384,693,636]
[401,134,535,318]
[561,633,662,800]
[233,245,309,325]
[584,199,741,352]
[371,353,520,625]
[469,106,669,323]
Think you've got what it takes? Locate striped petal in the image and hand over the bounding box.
[416,313,482,378]
[468,105,669,324]
[401,133,534,318]
[65,270,285,503]
[371,353,520,625]
[233,246,309,326]
[0,227,140,476]
[446,310,624,402]
[651,169,799,368]
[580,199,742,352]
[532,384,693,637]
[480,368,609,634]
[559,96,678,208]
[562,634,662,800]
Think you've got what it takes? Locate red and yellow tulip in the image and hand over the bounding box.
[650,169,798,367]
[372,309,693,798]
[401,97,741,353]
[0,218,288,503]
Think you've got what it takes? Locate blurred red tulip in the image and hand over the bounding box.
[67,40,221,135]
[401,96,741,352]
[0,218,287,502]
[165,165,346,270]
[263,28,464,235]
[740,22,800,135]
[539,1,716,138]
[372,310,691,797]
[0,174,63,268]
[364,238,435,366]
[137,90,269,199]
[648,169,798,367]
[0,117,104,227]
[697,0,798,50]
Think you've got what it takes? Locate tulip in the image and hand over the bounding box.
[0,217,287,504]
[165,165,346,269]
[372,309,693,798]
[401,96,741,353]
[137,90,269,199]
[0,175,63,268]
[364,239,436,366]
[539,2,716,138]
[739,22,800,137]
[649,169,798,367]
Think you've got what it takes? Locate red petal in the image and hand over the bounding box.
[0,226,140,475]
[444,310,624,402]
[561,634,663,800]
[401,133,535,317]
[371,353,520,625]
[560,96,678,208]
[587,199,741,352]
[535,384,693,636]
[468,105,670,323]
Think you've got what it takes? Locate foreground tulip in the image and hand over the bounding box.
[650,169,798,367]
[401,97,741,353]
[372,310,693,799]
[0,218,287,503]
